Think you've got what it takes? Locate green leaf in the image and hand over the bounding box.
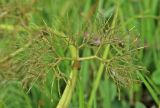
[135,102,146,108]
[152,69,160,85]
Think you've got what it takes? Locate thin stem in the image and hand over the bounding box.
[87,45,110,108]
[78,56,96,61]
[78,56,110,63]
[138,72,160,106]
[55,55,110,62]
[87,3,119,107]
[145,76,160,95]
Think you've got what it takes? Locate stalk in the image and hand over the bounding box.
[87,45,110,108]
[56,45,79,108]
[138,72,160,106]
[87,3,119,107]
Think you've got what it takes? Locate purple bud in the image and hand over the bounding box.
[90,37,101,46]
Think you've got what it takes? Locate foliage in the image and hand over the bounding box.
[0,0,160,108]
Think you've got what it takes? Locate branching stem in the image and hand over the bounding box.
[56,45,79,108]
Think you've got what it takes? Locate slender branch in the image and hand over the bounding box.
[87,45,110,108]
[78,56,96,61]
[0,41,32,64]
[87,3,119,107]
[138,72,160,106]
[135,15,160,20]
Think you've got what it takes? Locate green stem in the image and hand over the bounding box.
[56,45,79,108]
[87,45,110,108]
[138,72,160,106]
[87,3,119,107]
[78,56,96,61]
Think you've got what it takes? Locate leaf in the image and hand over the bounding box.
[152,69,160,85]
[135,102,146,108]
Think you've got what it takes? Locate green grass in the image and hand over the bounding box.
[0,0,160,108]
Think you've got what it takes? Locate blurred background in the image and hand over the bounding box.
[0,0,160,108]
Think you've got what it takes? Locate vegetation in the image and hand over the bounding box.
[0,0,160,108]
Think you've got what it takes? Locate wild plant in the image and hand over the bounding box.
[0,1,146,108]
